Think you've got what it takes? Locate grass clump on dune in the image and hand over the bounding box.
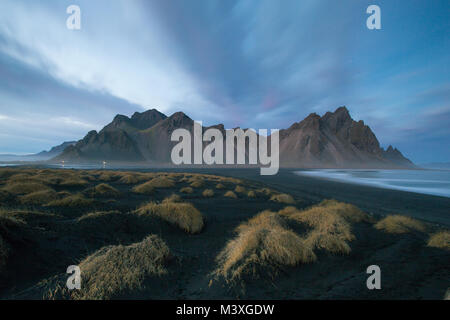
[72,235,170,300]
[132,182,155,195]
[19,190,59,205]
[180,187,194,194]
[427,231,450,250]
[190,179,204,188]
[270,193,295,204]
[257,188,275,197]
[45,193,94,208]
[247,190,256,198]
[374,215,426,234]
[283,202,359,255]
[133,177,175,193]
[202,189,214,197]
[234,185,246,194]
[213,210,316,284]
[136,201,204,234]
[224,191,238,199]
[118,174,142,185]
[162,194,182,203]
[216,183,225,189]
[3,182,52,195]
[317,199,372,223]
[59,177,89,187]
[84,183,121,198]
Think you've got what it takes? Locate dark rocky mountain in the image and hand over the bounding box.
[54,106,414,168]
[279,107,414,168]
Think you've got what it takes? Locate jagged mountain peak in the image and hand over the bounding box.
[54,106,414,168]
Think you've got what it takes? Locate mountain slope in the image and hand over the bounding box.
[54,106,413,168]
[279,107,413,168]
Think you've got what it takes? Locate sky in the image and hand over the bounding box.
[0,0,448,163]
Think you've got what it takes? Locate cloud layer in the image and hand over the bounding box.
[0,0,448,162]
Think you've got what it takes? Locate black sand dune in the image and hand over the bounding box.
[0,167,448,300]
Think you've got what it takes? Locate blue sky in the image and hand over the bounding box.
[0,0,448,163]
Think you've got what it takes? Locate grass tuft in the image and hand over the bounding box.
[213,210,316,283]
[19,190,59,205]
[180,187,194,194]
[427,231,450,250]
[162,194,182,203]
[133,177,175,193]
[85,183,121,198]
[270,193,295,204]
[73,235,170,299]
[285,203,355,255]
[136,201,204,234]
[202,189,214,197]
[247,190,256,198]
[3,182,52,195]
[224,191,238,199]
[374,215,426,234]
[45,193,94,208]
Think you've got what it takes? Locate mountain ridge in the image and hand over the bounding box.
[54,106,414,168]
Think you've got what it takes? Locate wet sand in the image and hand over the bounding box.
[192,168,450,226]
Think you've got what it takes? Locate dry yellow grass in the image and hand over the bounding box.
[257,188,275,197]
[118,174,142,185]
[216,183,225,189]
[132,182,155,195]
[247,190,256,198]
[374,215,426,234]
[234,185,246,194]
[59,177,89,187]
[180,187,194,194]
[214,210,316,283]
[270,193,295,204]
[162,194,182,203]
[97,172,119,182]
[85,183,121,198]
[317,199,371,223]
[224,191,238,199]
[137,177,175,190]
[190,179,204,188]
[202,189,214,197]
[137,201,204,234]
[45,193,94,208]
[18,189,59,205]
[427,231,450,250]
[3,182,52,195]
[286,204,355,255]
[72,235,170,300]
[278,206,299,216]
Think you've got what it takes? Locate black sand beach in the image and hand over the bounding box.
[0,167,448,300]
[196,168,450,227]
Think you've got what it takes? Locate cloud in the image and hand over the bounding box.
[0,0,448,162]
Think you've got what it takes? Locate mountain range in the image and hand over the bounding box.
[0,141,76,162]
[53,106,414,168]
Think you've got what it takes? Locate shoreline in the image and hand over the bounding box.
[197,168,450,227]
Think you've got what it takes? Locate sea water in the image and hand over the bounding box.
[294,169,450,198]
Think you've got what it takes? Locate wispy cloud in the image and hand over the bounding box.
[0,0,448,162]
